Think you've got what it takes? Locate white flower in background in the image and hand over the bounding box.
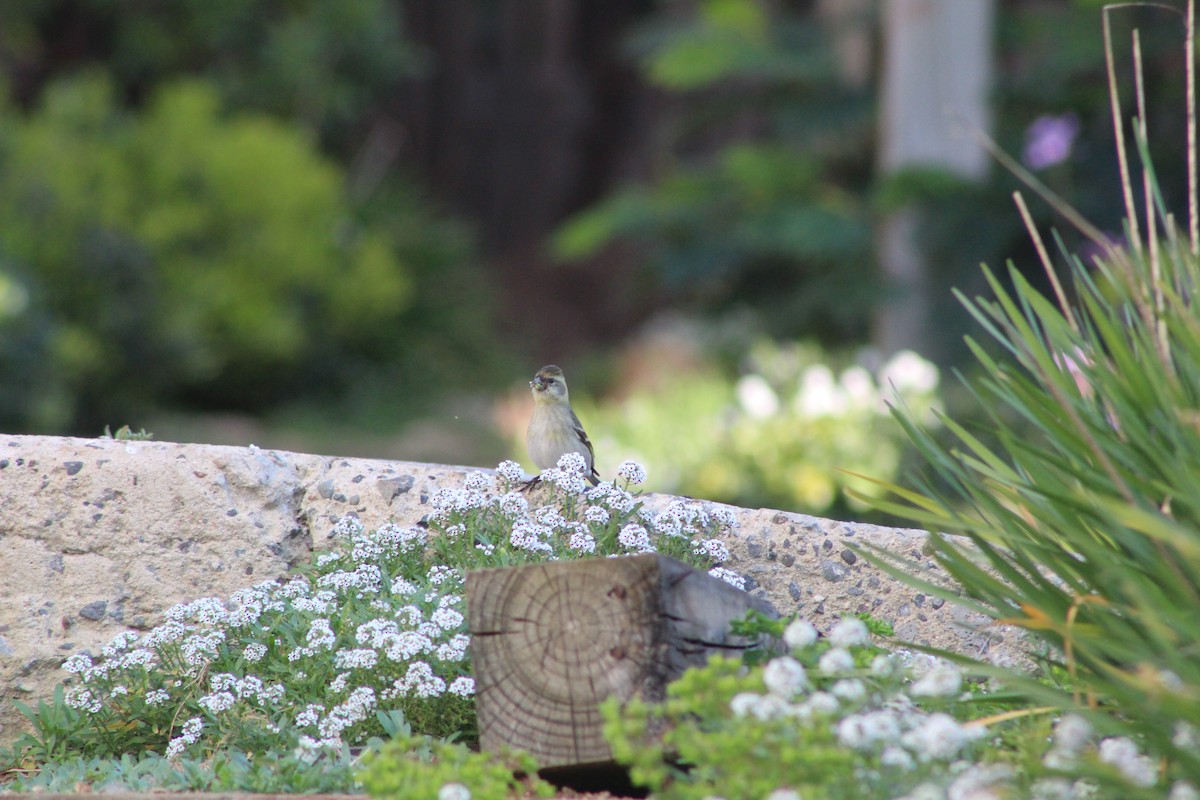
[783,619,819,650]
[763,656,808,698]
[839,365,877,411]
[447,676,475,697]
[879,350,939,396]
[796,364,843,418]
[737,374,780,419]
[765,790,801,800]
[828,617,869,648]
[439,783,472,800]
[1098,737,1156,787]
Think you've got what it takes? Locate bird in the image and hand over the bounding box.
[526,364,600,486]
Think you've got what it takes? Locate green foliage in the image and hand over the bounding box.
[868,233,1200,787]
[4,748,363,794]
[863,20,1200,785]
[577,339,941,516]
[100,425,153,441]
[360,734,554,800]
[555,0,875,341]
[0,73,414,429]
[3,0,416,155]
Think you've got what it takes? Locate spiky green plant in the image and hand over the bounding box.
[865,0,1200,791]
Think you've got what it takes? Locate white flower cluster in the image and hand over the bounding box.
[736,350,939,423]
[55,456,746,762]
[738,617,984,780]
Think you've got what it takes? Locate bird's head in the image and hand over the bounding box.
[530,364,569,404]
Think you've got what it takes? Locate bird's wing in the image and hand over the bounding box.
[569,408,601,483]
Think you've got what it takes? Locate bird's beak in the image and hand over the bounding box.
[530,377,542,390]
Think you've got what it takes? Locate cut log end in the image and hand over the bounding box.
[466,553,777,770]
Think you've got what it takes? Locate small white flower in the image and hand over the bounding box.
[796,364,843,418]
[911,661,963,697]
[439,783,472,800]
[946,763,1014,800]
[763,657,808,698]
[583,505,610,525]
[736,374,780,419]
[618,523,653,552]
[827,617,869,648]
[880,744,915,771]
[871,653,900,678]
[818,647,855,675]
[496,460,525,485]
[747,693,790,721]
[880,349,940,395]
[431,606,465,632]
[568,529,597,553]
[334,648,379,671]
[800,691,839,718]
[730,692,762,718]
[1051,714,1093,756]
[447,676,475,697]
[617,460,647,485]
[498,492,528,518]
[1029,778,1076,800]
[464,471,492,493]
[707,566,745,590]
[1174,721,1198,750]
[783,619,819,650]
[832,678,866,702]
[894,783,944,800]
[901,713,976,762]
[764,790,801,800]
[1098,736,1156,787]
[1171,781,1200,800]
[692,538,730,563]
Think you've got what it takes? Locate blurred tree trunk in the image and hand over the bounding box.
[396,0,657,351]
[875,0,995,358]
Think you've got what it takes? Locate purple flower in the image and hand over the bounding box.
[1023,112,1081,169]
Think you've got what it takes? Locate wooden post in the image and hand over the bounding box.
[466,554,777,770]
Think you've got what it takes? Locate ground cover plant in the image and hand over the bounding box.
[0,455,740,793]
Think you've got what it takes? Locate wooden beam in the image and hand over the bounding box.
[466,553,777,770]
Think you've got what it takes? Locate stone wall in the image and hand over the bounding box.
[0,434,1015,746]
